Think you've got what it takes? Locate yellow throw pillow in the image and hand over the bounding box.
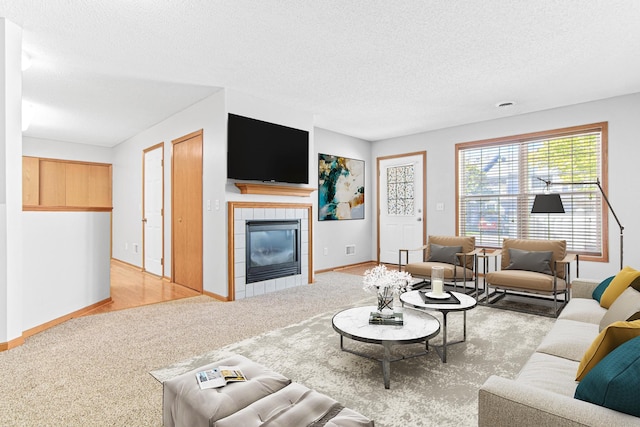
[600,266,640,309]
[576,319,640,381]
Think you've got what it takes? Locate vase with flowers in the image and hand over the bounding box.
[362,265,413,317]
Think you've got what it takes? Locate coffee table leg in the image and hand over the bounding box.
[442,312,448,363]
[382,342,391,389]
[463,310,467,341]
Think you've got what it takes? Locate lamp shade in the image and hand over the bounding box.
[531,193,565,213]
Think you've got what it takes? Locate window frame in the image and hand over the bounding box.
[455,122,609,263]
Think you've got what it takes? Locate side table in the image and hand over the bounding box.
[400,290,477,362]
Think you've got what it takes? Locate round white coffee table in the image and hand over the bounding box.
[400,290,477,363]
[332,305,440,389]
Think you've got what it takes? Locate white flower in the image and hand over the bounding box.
[362,264,413,295]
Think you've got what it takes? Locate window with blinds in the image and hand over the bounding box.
[456,122,608,261]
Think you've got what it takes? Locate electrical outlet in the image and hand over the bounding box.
[323,247,328,256]
[133,243,138,253]
[125,243,128,251]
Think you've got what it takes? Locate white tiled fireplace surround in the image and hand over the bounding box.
[229,202,312,300]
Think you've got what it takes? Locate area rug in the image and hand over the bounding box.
[151,305,554,427]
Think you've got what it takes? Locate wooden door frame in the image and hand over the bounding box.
[171,129,203,290]
[376,151,427,262]
[142,142,165,277]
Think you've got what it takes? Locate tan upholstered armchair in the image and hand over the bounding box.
[484,238,577,316]
[399,235,478,294]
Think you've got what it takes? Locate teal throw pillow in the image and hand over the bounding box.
[593,276,615,302]
[574,336,640,417]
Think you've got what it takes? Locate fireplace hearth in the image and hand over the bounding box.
[245,220,301,284]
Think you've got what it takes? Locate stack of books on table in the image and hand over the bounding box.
[369,311,404,325]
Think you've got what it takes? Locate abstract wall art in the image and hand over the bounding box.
[318,153,365,220]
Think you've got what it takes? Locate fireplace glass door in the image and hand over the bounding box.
[245,220,301,283]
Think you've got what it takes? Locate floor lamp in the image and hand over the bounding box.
[531,178,624,270]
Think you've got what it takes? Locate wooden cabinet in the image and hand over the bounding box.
[23,156,112,211]
[22,156,40,205]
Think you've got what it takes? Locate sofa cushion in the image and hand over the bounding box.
[600,266,640,309]
[599,287,640,332]
[592,276,614,302]
[576,319,640,381]
[516,352,580,397]
[536,319,599,361]
[575,336,640,417]
[558,298,607,325]
[427,243,462,265]
[505,248,553,275]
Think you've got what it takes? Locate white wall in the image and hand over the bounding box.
[23,137,113,163]
[22,212,111,330]
[313,127,373,270]
[0,18,23,344]
[111,89,227,300]
[371,93,640,280]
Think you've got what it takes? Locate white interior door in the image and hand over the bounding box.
[143,145,164,276]
[378,153,425,264]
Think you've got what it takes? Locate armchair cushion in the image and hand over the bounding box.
[485,270,566,292]
[500,239,567,279]
[505,248,553,275]
[427,235,475,270]
[427,244,462,265]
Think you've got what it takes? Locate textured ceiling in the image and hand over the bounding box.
[2,1,640,147]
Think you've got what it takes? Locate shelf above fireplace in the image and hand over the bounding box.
[234,183,316,197]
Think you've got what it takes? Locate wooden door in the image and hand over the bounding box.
[172,130,203,292]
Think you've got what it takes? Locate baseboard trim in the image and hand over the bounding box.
[1,297,113,352]
[315,260,377,275]
[111,257,142,271]
[203,290,230,302]
[0,335,25,352]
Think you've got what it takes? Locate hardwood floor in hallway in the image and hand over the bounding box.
[83,260,389,317]
[333,261,396,276]
[83,260,201,316]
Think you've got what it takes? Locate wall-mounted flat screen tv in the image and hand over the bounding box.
[227,113,309,184]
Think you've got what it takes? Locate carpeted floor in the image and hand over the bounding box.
[0,271,555,426]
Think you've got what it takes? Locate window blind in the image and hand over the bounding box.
[457,123,606,258]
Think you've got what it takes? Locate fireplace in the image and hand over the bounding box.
[245,220,302,284]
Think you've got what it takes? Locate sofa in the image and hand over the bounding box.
[478,275,640,426]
